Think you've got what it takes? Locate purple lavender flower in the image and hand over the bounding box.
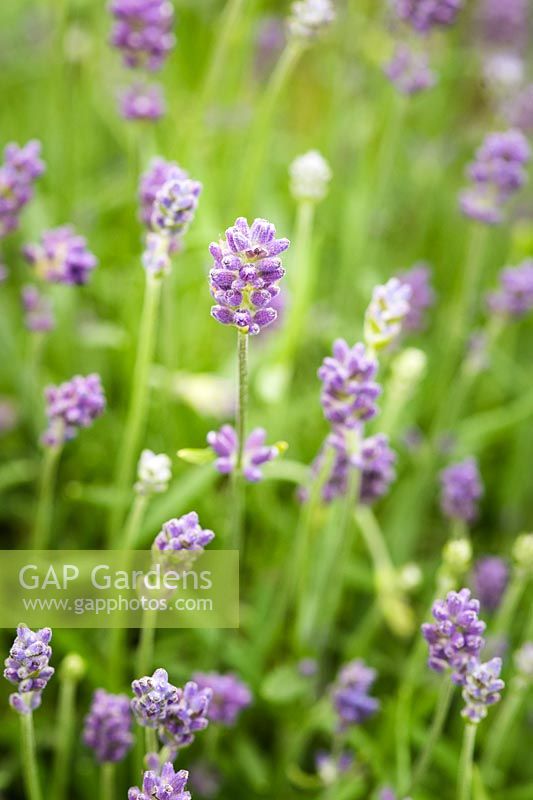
[385,45,436,95]
[332,659,380,728]
[83,689,133,763]
[0,140,45,238]
[4,625,54,714]
[120,82,165,120]
[486,260,533,318]
[128,763,191,800]
[151,176,202,239]
[397,263,435,330]
[110,0,175,71]
[207,424,284,482]
[23,225,97,285]
[318,340,381,428]
[131,668,179,728]
[21,285,55,333]
[192,672,252,726]
[459,130,530,225]
[421,588,486,684]
[139,157,188,228]
[478,0,528,50]
[395,0,463,34]
[159,681,212,750]
[440,457,483,523]
[461,657,504,723]
[472,557,509,612]
[209,217,290,335]
[42,373,106,447]
[152,511,215,552]
[358,434,397,504]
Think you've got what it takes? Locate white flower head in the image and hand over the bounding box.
[288,0,335,39]
[364,278,412,352]
[289,150,332,202]
[135,449,172,495]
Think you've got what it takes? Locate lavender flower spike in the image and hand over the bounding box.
[472,557,509,612]
[23,225,98,286]
[460,130,530,225]
[131,668,179,728]
[210,217,290,335]
[318,339,381,428]
[421,588,486,684]
[207,424,286,482]
[128,763,191,800]
[83,689,133,763]
[120,82,166,121]
[21,285,55,333]
[42,373,106,447]
[139,157,188,229]
[461,658,504,723]
[193,672,252,726]
[440,457,483,523]
[397,262,435,331]
[0,140,45,238]
[395,0,463,34]
[288,0,336,39]
[159,680,212,750]
[152,511,215,552]
[385,45,436,95]
[151,176,202,240]
[486,260,533,319]
[358,433,397,504]
[332,659,380,728]
[110,0,175,72]
[4,624,54,714]
[364,278,411,351]
[135,449,172,495]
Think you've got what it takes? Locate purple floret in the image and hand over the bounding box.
[110,0,175,71]
[83,689,133,763]
[131,668,179,728]
[384,45,436,95]
[23,225,97,286]
[0,140,45,238]
[207,424,282,482]
[42,373,106,447]
[139,157,188,228]
[461,657,504,722]
[472,557,509,612]
[152,511,215,552]
[395,0,462,33]
[128,763,191,800]
[159,681,212,750]
[4,624,54,714]
[440,457,483,523]
[209,216,290,336]
[193,672,252,726]
[421,588,486,684]
[486,260,533,318]
[332,659,380,728]
[318,339,381,429]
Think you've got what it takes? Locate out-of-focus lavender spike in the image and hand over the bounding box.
[24,225,98,286]
[42,374,106,447]
[21,285,55,333]
[440,457,483,523]
[110,0,175,71]
[385,45,436,95]
[83,689,133,763]
[397,263,435,331]
[120,82,166,120]
[332,659,380,728]
[0,140,44,238]
[486,260,533,318]
[472,557,509,612]
[395,0,463,34]
[192,672,252,726]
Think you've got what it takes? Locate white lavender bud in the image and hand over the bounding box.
[134,449,172,495]
[289,150,332,202]
[288,0,335,39]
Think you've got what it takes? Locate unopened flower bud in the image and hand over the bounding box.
[442,538,472,575]
[60,653,86,682]
[289,150,332,202]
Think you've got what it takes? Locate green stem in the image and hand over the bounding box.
[492,572,527,637]
[108,274,162,545]
[145,727,158,756]
[481,678,525,778]
[200,0,247,110]
[20,712,42,800]
[51,676,77,800]
[237,40,304,211]
[458,724,477,800]
[135,605,158,677]
[410,680,455,792]
[32,444,62,550]
[231,332,248,550]
[122,494,149,550]
[100,762,114,800]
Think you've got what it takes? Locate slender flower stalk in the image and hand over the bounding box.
[135,605,158,679]
[231,331,249,549]
[32,442,62,549]
[20,712,42,800]
[409,679,455,791]
[458,723,477,800]
[51,655,86,800]
[100,762,115,800]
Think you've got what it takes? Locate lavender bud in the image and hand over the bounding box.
[128,763,190,800]
[384,45,436,95]
[0,140,45,238]
[131,668,179,728]
[83,689,134,763]
[110,0,175,72]
[139,158,188,228]
[4,624,54,714]
[364,278,411,351]
[135,449,172,495]
[120,82,166,121]
[42,373,106,447]
[357,433,397,505]
[439,457,483,523]
[288,0,335,39]
[159,681,212,750]
[151,176,202,240]
[24,225,97,286]
[318,339,381,428]
[421,588,486,684]
[209,216,290,336]
[152,511,215,552]
[192,672,252,726]
[472,557,509,612]
[289,150,332,202]
[332,659,380,728]
[207,424,286,482]
[461,657,504,723]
